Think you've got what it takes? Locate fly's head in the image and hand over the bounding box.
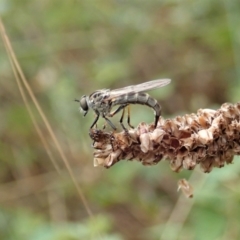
[77,95,89,116]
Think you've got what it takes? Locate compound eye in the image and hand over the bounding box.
[80,96,88,112]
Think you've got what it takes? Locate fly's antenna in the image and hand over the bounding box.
[74,99,80,102]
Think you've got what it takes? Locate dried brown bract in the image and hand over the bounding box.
[91,103,240,172]
[178,179,194,198]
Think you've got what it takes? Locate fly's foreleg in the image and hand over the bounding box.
[90,113,100,129]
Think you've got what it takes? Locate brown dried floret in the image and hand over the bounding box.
[178,179,194,198]
[91,102,240,173]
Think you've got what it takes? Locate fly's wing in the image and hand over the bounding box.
[105,78,171,101]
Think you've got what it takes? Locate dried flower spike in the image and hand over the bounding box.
[91,102,240,173]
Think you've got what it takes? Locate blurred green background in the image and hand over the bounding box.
[1,0,240,239]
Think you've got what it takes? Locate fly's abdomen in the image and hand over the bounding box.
[136,93,161,117]
[112,92,161,116]
[144,93,161,117]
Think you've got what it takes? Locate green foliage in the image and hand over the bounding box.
[0,208,122,240]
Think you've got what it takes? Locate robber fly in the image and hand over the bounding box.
[76,78,171,130]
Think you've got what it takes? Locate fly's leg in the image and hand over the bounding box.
[109,104,127,117]
[90,113,100,129]
[127,105,134,129]
[103,115,117,130]
[89,128,98,147]
[109,104,128,131]
[119,107,128,132]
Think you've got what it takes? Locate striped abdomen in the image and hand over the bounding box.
[111,92,161,119]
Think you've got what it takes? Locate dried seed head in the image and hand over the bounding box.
[140,133,152,153]
[90,102,240,173]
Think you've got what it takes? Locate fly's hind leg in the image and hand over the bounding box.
[127,105,134,129]
[119,107,128,132]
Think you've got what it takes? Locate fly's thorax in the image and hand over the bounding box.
[88,89,111,114]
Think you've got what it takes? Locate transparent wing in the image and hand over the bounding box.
[106,78,171,100]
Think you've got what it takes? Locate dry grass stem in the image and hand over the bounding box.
[91,102,240,173]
